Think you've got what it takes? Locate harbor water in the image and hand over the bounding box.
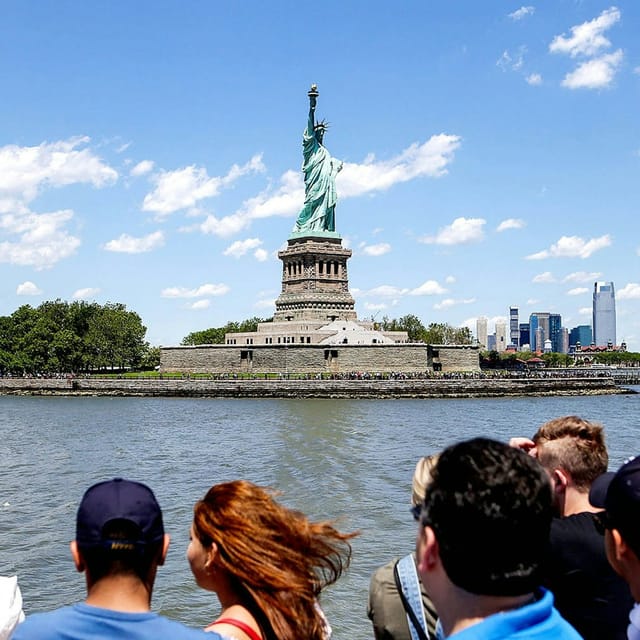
[1,390,639,639]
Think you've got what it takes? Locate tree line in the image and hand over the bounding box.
[0,300,158,375]
[181,314,474,345]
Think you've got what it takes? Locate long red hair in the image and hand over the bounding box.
[193,480,356,640]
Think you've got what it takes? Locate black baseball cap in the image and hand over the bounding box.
[590,455,640,555]
[76,478,164,552]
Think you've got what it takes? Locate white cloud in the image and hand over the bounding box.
[419,217,485,245]
[549,7,620,58]
[223,237,263,258]
[563,271,602,283]
[0,137,117,269]
[497,47,527,72]
[142,154,265,217]
[254,248,269,262]
[130,160,155,177]
[526,73,542,86]
[618,283,640,300]
[434,297,476,310]
[578,307,592,316]
[255,298,276,310]
[0,209,81,269]
[409,280,447,296]
[526,234,611,259]
[338,134,462,197]
[496,218,525,232]
[16,281,42,295]
[72,287,100,299]
[362,243,391,257]
[561,50,623,89]
[161,283,230,298]
[366,285,410,297]
[363,302,388,311]
[509,6,535,21]
[567,287,589,296]
[188,299,211,310]
[0,136,117,202]
[445,275,456,284]
[104,230,165,254]
[533,271,556,283]
[196,135,461,238]
[527,298,539,305]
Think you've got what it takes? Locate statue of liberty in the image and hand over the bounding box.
[293,85,343,234]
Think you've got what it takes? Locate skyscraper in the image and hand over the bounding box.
[549,313,562,353]
[495,319,507,352]
[569,325,593,349]
[509,306,519,349]
[593,282,616,346]
[529,312,550,352]
[476,316,488,349]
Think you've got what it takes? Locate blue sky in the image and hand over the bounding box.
[1,2,639,349]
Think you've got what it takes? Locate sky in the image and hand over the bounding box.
[1,2,639,350]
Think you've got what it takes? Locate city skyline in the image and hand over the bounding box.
[478,281,619,353]
[1,3,639,350]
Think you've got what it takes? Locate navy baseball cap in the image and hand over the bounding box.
[590,455,640,555]
[76,478,164,552]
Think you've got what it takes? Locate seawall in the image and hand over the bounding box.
[0,376,632,398]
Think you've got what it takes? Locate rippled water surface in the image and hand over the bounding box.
[2,390,639,639]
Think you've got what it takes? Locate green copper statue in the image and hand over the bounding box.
[293,84,343,234]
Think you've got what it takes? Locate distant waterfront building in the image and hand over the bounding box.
[476,316,488,349]
[569,325,593,350]
[487,334,497,351]
[509,306,519,349]
[593,282,616,347]
[519,323,530,349]
[495,320,507,352]
[561,327,569,354]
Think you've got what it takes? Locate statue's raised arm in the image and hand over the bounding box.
[293,84,343,235]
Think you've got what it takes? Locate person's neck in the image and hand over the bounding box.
[85,575,153,613]
[563,486,598,516]
[215,575,247,612]
[439,587,536,637]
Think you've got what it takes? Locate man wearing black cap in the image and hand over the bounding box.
[415,438,581,639]
[12,478,220,640]
[590,456,640,640]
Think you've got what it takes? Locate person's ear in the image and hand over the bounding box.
[158,534,170,566]
[205,542,219,572]
[416,526,440,576]
[552,469,569,494]
[70,541,84,572]
[610,528,634,563]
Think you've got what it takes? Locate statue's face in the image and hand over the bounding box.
[315,128,325,143]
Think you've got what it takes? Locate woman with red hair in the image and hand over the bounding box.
[187,480,356,640]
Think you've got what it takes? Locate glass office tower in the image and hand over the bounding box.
[592,282,616,346]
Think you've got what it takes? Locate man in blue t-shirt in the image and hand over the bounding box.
[12,478,220,640]
[415,438,581,639]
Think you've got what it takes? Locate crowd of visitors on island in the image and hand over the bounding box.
[3,415,640,639]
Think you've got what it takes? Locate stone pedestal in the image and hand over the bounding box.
[274,234,357,322]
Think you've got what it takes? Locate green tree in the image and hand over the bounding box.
[85,303,147,370]
[181,317,269,345]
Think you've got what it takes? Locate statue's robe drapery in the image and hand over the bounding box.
[294,128,342,233]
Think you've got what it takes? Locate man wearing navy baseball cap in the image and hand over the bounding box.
[12,478,221,640]
[590,456,640,640]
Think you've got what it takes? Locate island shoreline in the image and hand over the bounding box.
[0,377,634,399]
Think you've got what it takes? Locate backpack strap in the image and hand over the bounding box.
[393,554,430,640]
